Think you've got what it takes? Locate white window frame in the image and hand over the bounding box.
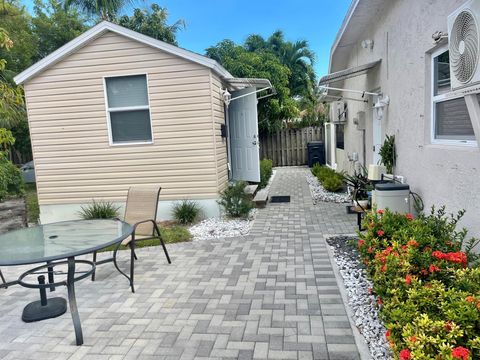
[103,73,154,146]
[431,46,477,147]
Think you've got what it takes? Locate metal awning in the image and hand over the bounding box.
[319,60,381,86]
[226,78,273,91]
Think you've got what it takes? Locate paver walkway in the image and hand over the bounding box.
[0,167,359,360]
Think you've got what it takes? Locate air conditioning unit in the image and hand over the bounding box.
[448,0,480,91]
[334,101,347,123]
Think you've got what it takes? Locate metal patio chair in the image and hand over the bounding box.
[91,186,171,292]
[0,270,6,287]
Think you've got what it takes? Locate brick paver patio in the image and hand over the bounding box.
[0,167,360,360]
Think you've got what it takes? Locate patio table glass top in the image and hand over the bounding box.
[0,219,133,266]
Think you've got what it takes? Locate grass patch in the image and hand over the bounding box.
[24,183,39,224]
[99,224,192,252]
[21,184,192,249]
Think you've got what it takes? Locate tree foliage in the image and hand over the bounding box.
[206,30,317,133]
[206,40,298,133]
[0,26,25,128]
[32,0,88,61]
[116,4,185,45]
[245,30,316,99]
[62,0,129,20]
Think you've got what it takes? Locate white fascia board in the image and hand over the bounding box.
[14,21,233,85]
[328,0,361,74]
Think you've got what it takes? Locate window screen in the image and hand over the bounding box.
[435,97,475,140]
[432,51,476,142]
[105,74,152,144]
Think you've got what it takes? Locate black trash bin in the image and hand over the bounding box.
[307,141,325,167]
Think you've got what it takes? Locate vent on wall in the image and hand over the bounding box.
[448,0,480,91]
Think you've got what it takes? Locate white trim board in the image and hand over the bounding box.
[39,199,222,224]
[14,21,233,85]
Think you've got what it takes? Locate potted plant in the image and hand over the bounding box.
[379,134,396,173]
[342,165,372,211]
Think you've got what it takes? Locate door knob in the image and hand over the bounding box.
[252,141,257,145]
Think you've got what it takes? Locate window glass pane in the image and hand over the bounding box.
[110,109,152,143]
[435,97,475,140]
[336,124,344,149]
[106,75,149,108]
[434,51,450,96]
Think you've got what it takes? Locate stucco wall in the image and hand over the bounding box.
[332,0,480,237]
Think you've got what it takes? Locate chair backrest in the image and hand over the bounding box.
[124,186,161,236]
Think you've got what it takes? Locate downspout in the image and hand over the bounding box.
[362,129,366,168]
[209,72,219,191]
[224,104,232,180]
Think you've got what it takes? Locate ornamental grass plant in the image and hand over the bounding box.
[357,207,480,360]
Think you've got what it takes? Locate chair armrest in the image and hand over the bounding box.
[132,219,157,231]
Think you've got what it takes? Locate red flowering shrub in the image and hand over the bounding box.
[356,207,480,359]
[399,349,411,360]
[452,346,471,360]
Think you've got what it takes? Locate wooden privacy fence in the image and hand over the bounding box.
[259,127,324,166]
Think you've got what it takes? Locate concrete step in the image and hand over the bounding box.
[253,189,268,208]
[244,184,258,199]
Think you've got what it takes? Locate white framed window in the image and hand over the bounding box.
[104,74,153,145]
[431,47,476,145]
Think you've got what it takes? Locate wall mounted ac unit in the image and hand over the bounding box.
[448,0,480,91]
[334,101,347,123]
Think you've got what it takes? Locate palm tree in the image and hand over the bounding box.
[63,0,129,21]
[280,40,316,97]
[264,31,316,98]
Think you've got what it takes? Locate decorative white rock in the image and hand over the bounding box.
[306,171,351,204]
[327,236,393,360]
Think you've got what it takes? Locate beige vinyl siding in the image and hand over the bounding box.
[24,30,218,205]
[210,73,228,191]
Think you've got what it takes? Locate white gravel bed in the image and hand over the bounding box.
[305,171,351,204]
[189,210,257,241]
[189,169,275,241]
[327,236,392,360]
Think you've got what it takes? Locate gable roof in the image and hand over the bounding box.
[14,21,233,85]
[328,0,388,74]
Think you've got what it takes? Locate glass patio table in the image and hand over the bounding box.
[0,219,133,345]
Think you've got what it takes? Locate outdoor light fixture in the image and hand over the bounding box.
[222,89,232,107]
[374,95,390,120]
[361,39,374,49]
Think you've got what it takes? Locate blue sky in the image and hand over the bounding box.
[22,0,351,77]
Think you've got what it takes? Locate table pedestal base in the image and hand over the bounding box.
[22,297,67,322]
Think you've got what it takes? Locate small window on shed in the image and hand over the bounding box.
[104,74,153,145]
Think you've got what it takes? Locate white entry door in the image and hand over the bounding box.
[372,95,382,165]
[228,87,260,182]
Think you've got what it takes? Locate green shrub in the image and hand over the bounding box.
[172,199,202,224]
[218,181,254,218]
[312,164,344,193]
[259,159,273,189]
[356,207,480,359]
[0,154,23,202]
[322,175,343,192]
[311,162,322,177]
[78,200,120,219]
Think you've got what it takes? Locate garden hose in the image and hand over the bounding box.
[410,191,424,213]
